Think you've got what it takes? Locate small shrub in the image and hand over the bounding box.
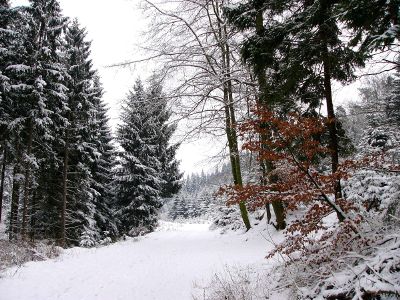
[193,266,272,300]
[0,240,62,274]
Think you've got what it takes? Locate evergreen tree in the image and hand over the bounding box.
[59,19,99,246]
[115,80,162,236]
[0,0,117,246]
[3,0,69,240]
[0,0,29,232]
[24,0,69,243]
[226,0,366,223]
[0,0,14,222]
[386,67,400,126]
[146,78,182,198]
[51,19,118,247]
[0,0,12,138]
[88,75,118,242]
[340,0,399,52]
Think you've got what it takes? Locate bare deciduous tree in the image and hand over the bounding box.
[134,0,254,229]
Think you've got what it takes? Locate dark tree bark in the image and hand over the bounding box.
[9,144,21,240]
[254,10,286,230]
[319,0,344,222]
[60,137,69,247]
[213,0,251,230]
[0,141,7,223]
[21,118,33,238]
[29,190,36,242]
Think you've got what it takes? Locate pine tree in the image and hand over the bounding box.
[0,0,13,223]
[226,0,366,224]
[339,0,399,52]
[88,75,118,242]
[58,19,99,247]
[1,0,69,240]
[24,0,69,243]
[1,0,117,246]
[386,67,400,126]
[115,80,162,236]
[146,78,182,198]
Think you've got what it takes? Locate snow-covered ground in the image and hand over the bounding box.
[0,221,282,300]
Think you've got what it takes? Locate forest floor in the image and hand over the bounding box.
[0,220,284,300]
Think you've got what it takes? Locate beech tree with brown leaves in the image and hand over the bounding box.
[221,108,353,230]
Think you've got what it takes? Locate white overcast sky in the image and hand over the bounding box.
[11,0,225,175]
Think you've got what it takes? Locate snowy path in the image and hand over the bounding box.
[0,222,274,300]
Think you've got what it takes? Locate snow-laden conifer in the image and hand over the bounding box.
[115,79,162,236]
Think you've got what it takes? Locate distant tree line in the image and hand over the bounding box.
[167,163,232,220]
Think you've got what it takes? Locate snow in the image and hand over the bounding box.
[0,221,280,300]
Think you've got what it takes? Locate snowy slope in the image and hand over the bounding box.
[0,221,281,300]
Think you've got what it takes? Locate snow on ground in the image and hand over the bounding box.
[0,221,282,300]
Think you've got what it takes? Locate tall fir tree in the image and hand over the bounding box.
[0,0,13,222]
[339,0,399,52]
[88,75,118,242]
[226,0,366,223]
[386,66,400,126]
[59,19,99,246]
[1,0,118,246]
[115,79,162,235]
[55,19,118,246]
[3,0,70,240]
[146,78,182,198]
[24,0,69,243]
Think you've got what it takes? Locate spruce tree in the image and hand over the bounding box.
[60,19,98,246]
[339,0,399,52]
[226,0,366,223]
[386,67,400,126]
[24,0,69,243]
[1,0,117,246]
[56,19,118,246]
[0,0,28,232]
[0,0,13,223]
[115,80,162,236]
[225,0,289,229]
[1,0,69,240]
[88,75,118,242]
[147,79,182,198]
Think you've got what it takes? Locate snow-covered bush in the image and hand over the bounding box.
[272,194,400,299]
[193,266,271,300]
[210,206,245,232]
[276,224,400,299]
[0,240,62,274]
[128,225,152,237]
[79,231,97,248]
[79,229,115,247]
[343,169,400,212]
[99,237,112,246]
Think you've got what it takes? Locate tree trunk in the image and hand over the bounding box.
[224,97,251,230]
[21,118,33,238]
[0,141,7,223]
[60,139,69,247]
[29,191,36,242]
[223,58,251,231]
[320,1,344,222]
[265,204,271,224]
[254,10,286,230]
[212,0,251,230]
[9,144,21,241]
[225,31,251,231]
